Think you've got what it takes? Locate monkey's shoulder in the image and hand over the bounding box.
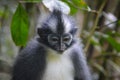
[70,41,84,52]
[17,39,46,60]
[14,39,46,69]
[12,39,46,80]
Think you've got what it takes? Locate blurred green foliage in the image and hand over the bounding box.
[0,0,120,80]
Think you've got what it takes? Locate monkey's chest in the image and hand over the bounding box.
[41,50,74,80]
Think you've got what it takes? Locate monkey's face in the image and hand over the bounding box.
[47,33,73,53]
[37,9,77,53]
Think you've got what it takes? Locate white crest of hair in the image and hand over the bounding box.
[36,8,57,33]
[62,15,72,33]
[42,0,70,14]
[47,17,58,33]
[41,48,74,80]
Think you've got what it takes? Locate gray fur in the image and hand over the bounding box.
[70,40,92,80]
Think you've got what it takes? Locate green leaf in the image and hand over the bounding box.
[72,0,89,10]
[25,0,41,2]
[102,35,120,52]
[61,0,77,14]
[11,3,29,46]
[62,0,91,14]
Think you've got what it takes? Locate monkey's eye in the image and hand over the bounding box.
[63,37,70,42]
[63,34,72,44]
[51,37,58,42]
[48,34,59,44]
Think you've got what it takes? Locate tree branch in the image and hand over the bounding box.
[84,0,108,52]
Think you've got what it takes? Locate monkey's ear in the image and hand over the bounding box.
[37,27,52,36]
[70,27,78,35]
[37,28,44,36]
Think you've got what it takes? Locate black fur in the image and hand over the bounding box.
[53,9,65,34]
[70,27,77,35]
[11,40,46,80]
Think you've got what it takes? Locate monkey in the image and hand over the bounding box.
[11,9,92,80]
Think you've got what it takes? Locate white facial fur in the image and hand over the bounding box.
[41,49,74,80]
[62,15,72,33]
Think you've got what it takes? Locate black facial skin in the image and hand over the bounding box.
[47,33,73,53]
[37,27,77,53]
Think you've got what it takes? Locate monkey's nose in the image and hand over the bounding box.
[58,44,66,52]
[58,48,64,52]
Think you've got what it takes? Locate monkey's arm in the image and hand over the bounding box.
[11,40,46,80]
[71,44,92,80]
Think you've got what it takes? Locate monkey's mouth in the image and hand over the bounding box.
[56,47,66,53]
[49,44,67,53]
[57,49,64,53]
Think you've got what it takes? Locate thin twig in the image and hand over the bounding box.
[102,20,118,27]
[84,0,108,52]
[19,0,41,3]
[99,20,118,32]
